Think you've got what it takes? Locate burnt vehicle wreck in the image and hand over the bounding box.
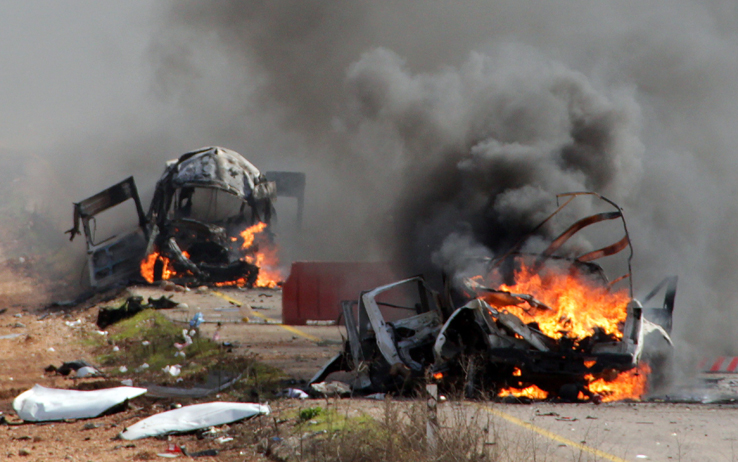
[67,146,304,289]
[313,193,675,402]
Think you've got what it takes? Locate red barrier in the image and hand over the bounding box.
[282,261,400,325]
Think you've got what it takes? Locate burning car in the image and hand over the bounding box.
[67,146,304,289]
[312,193,675,402]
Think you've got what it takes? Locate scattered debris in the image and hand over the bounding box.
[189,312,204,329]
[311,381,351,397]
[120,402,270,440]
[145,371,243,399]
[0,333,23,340]
[75,366,102,378]
[157,442,185,458]
[162,365,181,377]
[45,360,94,376]
[13,384,146,422]
[97,295,178,329]
[278,388,309,399]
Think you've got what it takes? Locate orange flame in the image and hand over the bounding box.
[214,222,283,288]
[140,221,284,288]
[140,252,178,283]
[583,363,650,402]
[241,222,268,250]
[486,263,630,341]
[498,385,549,400]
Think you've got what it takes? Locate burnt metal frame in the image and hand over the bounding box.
[66,177,149,288]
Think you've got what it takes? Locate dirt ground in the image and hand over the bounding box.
[0,275,348,461]
[4,262,738,461]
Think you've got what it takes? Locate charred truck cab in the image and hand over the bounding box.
[67,146,304,289]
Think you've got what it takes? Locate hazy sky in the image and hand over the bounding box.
[0,2,156,153]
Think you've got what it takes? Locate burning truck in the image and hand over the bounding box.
[312,193,675,402]
[67,146,304,289]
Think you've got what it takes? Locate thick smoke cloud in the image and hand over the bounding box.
[154,1,738,366]
[341,46,642,275]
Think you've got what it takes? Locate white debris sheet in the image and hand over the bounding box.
[13,384,147,422]
[121,402,271,440]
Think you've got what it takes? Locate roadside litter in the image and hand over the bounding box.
[162,365,182,377]
[120,402,270,440]
[13,384,147,422]
[310,381,351,397]
[97,295,179,329]
[45,360,98,377]
[145,371,243,398]
[278,388,309,399]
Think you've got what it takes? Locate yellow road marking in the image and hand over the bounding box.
[210,290,246,307]
[480,405,627,462]
[210,290,323,343]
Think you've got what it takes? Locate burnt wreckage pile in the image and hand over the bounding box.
[313,193,676,401]
[67,146,305,289]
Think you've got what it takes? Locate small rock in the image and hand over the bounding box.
[13,322,25,328]
[19,448,31,456]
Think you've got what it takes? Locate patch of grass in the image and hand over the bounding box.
[299,406,323,422]
[83,307,290,395]
[93,309,188,373]
[257,399,506,462]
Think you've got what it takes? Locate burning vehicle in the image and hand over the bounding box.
[312,193,675,402]
[67,146,304,289]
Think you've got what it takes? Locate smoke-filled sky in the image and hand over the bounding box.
[3,1,738,358]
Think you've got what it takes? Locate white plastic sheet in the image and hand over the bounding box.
[13,384,147,422]
[121,402,270,440]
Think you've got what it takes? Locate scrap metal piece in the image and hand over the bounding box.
[358,277,445,374]
[66,177,148,289]
[266,171,306,227]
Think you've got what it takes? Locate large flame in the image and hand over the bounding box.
[140,221,284,288]
[140,252,178,283]
[498,385,549,400]
[216,221,284,288]
[583,363,650,402]
[240,222,268,250]
[481,262,649,402]
[485,263,630,340]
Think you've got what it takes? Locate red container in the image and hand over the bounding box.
[282,261,400,325]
